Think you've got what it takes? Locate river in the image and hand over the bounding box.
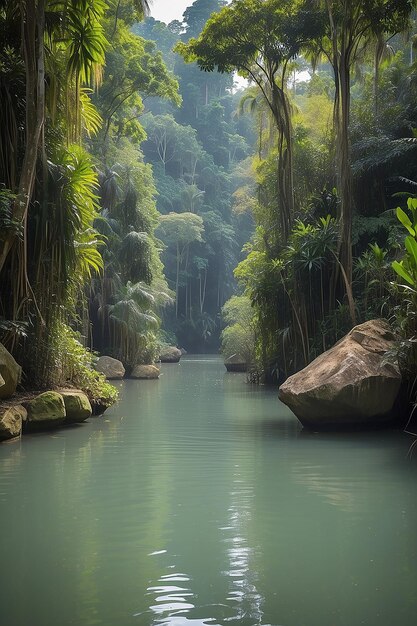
[1,356,417,626]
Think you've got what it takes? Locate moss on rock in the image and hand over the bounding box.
[0,343,22,400]
[23,391,66,430]
[60,390,92,423]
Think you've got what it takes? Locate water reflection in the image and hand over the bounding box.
[292,463,357,513]
[0,357,417,626]
[222,472,263,624]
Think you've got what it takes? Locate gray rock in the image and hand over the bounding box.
[224,354,247,373]
[278,319,402,429]
[0,344,22,400]
[130,364,160,379]
[23,391,66,429]
[95,356,125,379]
[0,405,26,441]
[159,347,181,363]
[60,390,92,423]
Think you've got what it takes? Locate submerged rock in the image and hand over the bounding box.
[0,405,26,441]
[0,343,22,400]
[278,319,402,429]
[23,391,66,430]
[60,390,92,423]
[130,364,160,379]
[159,347,181,363]
[224,355,247,373]
[95,356,125,379]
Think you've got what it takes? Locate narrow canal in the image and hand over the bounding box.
[1,356,417,626]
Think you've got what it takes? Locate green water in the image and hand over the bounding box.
[1,356,417,626]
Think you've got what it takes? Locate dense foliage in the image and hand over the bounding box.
[0,0,173,399]
[2,0,417,407]
[178,0,417,387]
[135,1,254,351]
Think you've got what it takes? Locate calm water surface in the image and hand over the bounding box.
[1,356,417,626]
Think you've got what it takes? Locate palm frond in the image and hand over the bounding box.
[80,88,102,136]
[352,135,417,176]
[109,299,158,333]
[126,281,155,308]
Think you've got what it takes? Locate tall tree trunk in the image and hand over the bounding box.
[272,84,294,244]
[337,48,353,294]
[189,278,192,321]
[175,242,180,318]
[258,111,264,159]
[374,36,385,117]
[326,1,354,319]
[0,0,45,277]
[202,268,207,313]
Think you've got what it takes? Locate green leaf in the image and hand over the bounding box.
[407,197,417,211]
[396,207,415,235]
[405,235,417,269]
[392,260,415,285]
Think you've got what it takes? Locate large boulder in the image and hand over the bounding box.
[130,364,160,379]
[278,319,402,429]
[0,405,26,441]
[159,346,181,363]
[0,343,22,400]
[23,391,66,430]
[95,356,125,379]
[60,390,92,423]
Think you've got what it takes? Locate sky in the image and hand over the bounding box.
[147,1,308,88]
[149,0,192,24]
[148,0,248,90]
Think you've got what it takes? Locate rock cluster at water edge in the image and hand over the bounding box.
[130,364,160,379]
[95,356,125,379]
[278,319,402,429]
[60,390,92,423]
[159,346,182,363]
[22,391,66,429]
[0,405,26,441]
[0,343,22,400]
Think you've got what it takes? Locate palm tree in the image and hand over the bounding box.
[0,1,110,387]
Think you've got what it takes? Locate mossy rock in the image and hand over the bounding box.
[23,392,66,430]
[60,390,92,423]
[0,405,26,441]
[0,343,22,400]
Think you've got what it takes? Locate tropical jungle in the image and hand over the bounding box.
[1,2,417,625]
[2,0,417,396]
